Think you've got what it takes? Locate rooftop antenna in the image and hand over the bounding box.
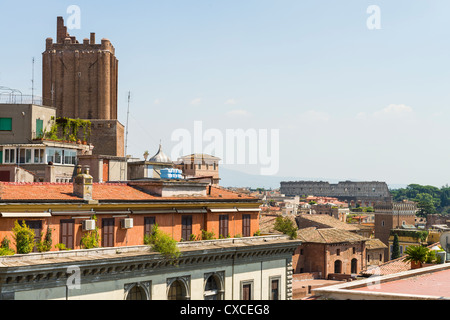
[125,91,131,159]
[31,57,35,104]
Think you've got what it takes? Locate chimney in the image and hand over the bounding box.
[90,32,96,44]
[73,165,94,201]
[57,16,68,44]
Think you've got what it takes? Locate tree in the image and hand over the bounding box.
[274,216,298,240]
[415,193,437,217]
[391,234,401,260]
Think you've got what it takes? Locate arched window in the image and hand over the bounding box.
[334,260,342,274]
[124,282,150,300]
[204,275,222,300]
[351,258,358,274]
[168,280,188,300]
[126,285,146,300]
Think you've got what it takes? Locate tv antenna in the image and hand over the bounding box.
[125,91,131,159]
[31,57,35,104]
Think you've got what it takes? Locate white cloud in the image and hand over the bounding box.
[226,109,251,117]
[190,98,202,105]
[154,99,162,105]
[373,104,413,118]
[225,99,237,105]
[356,104,414,121]
[301,110,331,122]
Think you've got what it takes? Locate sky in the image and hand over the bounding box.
[1,0,450,187]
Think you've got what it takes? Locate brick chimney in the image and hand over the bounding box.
[73,165,93,200]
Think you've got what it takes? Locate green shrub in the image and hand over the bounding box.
[146,224,181,263]
[80,216,100,249]
[37,227,53,253]
[55,243,70,251]
[12,221,35,254]
[201,229,215,240]
[0,237,14,256]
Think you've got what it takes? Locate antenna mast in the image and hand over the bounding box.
[125,91,131,159]
[31,57,35,104]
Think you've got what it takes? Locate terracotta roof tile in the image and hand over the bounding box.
[298,228,369,244]
[297,214,360,231]
[0,182,258,202]
[362,242,441,276]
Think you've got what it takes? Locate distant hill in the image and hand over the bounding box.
[219,167,406,190]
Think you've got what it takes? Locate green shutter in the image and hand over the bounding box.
[36,119,44,137]
[0,118,12,131]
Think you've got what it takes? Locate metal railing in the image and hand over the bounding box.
[0,93,43,105]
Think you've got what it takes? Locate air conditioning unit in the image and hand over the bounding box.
[121,218,134,229]
[82,219,96,231]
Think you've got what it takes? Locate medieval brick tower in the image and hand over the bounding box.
[42,17,124,157]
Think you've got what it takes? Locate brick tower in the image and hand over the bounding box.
[42,17,124,157]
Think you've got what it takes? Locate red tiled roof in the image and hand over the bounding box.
[361,242,441,276]
[0,182,258,202]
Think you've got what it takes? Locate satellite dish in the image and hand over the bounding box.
[439,231,450,253]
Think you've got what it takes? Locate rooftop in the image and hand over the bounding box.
[296,214,361,232]
[0,235,298,268]
[0,182,257,202]
[297,227,369,244]
[314,263,450,300]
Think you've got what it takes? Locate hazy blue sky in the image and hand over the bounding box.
[1,0,450,187]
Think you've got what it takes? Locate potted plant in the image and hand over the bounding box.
[403,245,431,269]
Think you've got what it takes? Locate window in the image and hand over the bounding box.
[125,282,150,300]
[334,260,342,274]
[270,277,281,300]
[25,149,32,163]
[351,259,358,274]
[241,281,253,300]
[46,148,76,165]
[102,218,115,248]
[353,247,356,254]
[219,215,229,238]
[167,278,189,300]
[34,149,44,164]
[144,217,156,237]
[63,150,77,165]
[242,214,251,237]
[0,118,12,131]
[204,274,222,300]
[381,220,385,227]
[4,149,16,164]
[336,249,341,256]
[181,215,192,241]
[36,119,44,137]
[126,285,146,300]
[19,149,26,164]
[60,219,75,250]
